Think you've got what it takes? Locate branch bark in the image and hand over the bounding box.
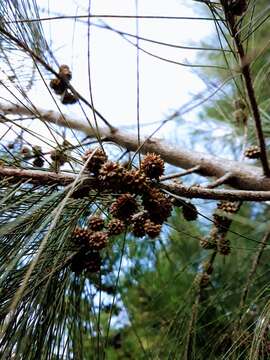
[2,166,270,202]
[2,103,270,192]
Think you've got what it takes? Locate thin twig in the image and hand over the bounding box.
[160,165,201,181]
[204,172,232,188]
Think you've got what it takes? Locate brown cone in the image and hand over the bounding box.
[182,202,198,221]
[144,220,161,238]
[88,231,109,251]
[107,218,125,236]
[72,227,91,246]
[217,201,239,214]
[82,147,108,174]
[122,169,150,194]
[110,193,138,220]
[59,64,72,81]
[143,188,172,224]
[132,211,148,238]
[88,216,105,231]
[98,161,125,190]
[244,145,260,159]
[217,235,231,256]
[140,153,164,179]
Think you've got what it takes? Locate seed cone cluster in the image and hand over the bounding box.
[217,201,239,214]
[88,216,105,231]
[70,150,176,273]
[50,65,78,105]
[21,145,45,168]
[107,218,125,236]
[71,226,108,274]
[244,145,261,159]
[140,153,164,179]
[71,149,205,273]
[81,149,172,239]
[200,201,240,256]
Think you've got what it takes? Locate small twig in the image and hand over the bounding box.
[204,172,232,188]
[160,165,201,181]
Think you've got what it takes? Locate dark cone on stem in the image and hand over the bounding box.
[244,145,261,159]
[88,231,109,251]
[143,188,172,224]
[50,78,66,95]
[85,251,102,273]
[33,157,44,168]
[229,0,247,16]
[110,193,138,220]
[217,201,239,214]
[82,147,108,174]
[88,216,105,231]
[98,161,125,190]
[144,220,161,238]
[107,218,125,236]
[140,153,164,179]
[182,202,198,221]
[61,90,78,105]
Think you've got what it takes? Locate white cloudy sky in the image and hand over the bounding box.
[1,0,225,153]
[32,0,214,127]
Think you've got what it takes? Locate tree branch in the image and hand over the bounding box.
[2,166,270,202]
[2,103,270,192]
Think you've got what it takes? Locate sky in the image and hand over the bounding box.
[30,0,214,128]
[0,0,224,156]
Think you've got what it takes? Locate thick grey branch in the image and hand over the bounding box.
[2,103,270,191]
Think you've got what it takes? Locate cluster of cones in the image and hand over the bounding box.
[70,148,173,273]
[70,147,200,274]
[200,200,240,256]
[50,65,78,105]
[244,145,261,159]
